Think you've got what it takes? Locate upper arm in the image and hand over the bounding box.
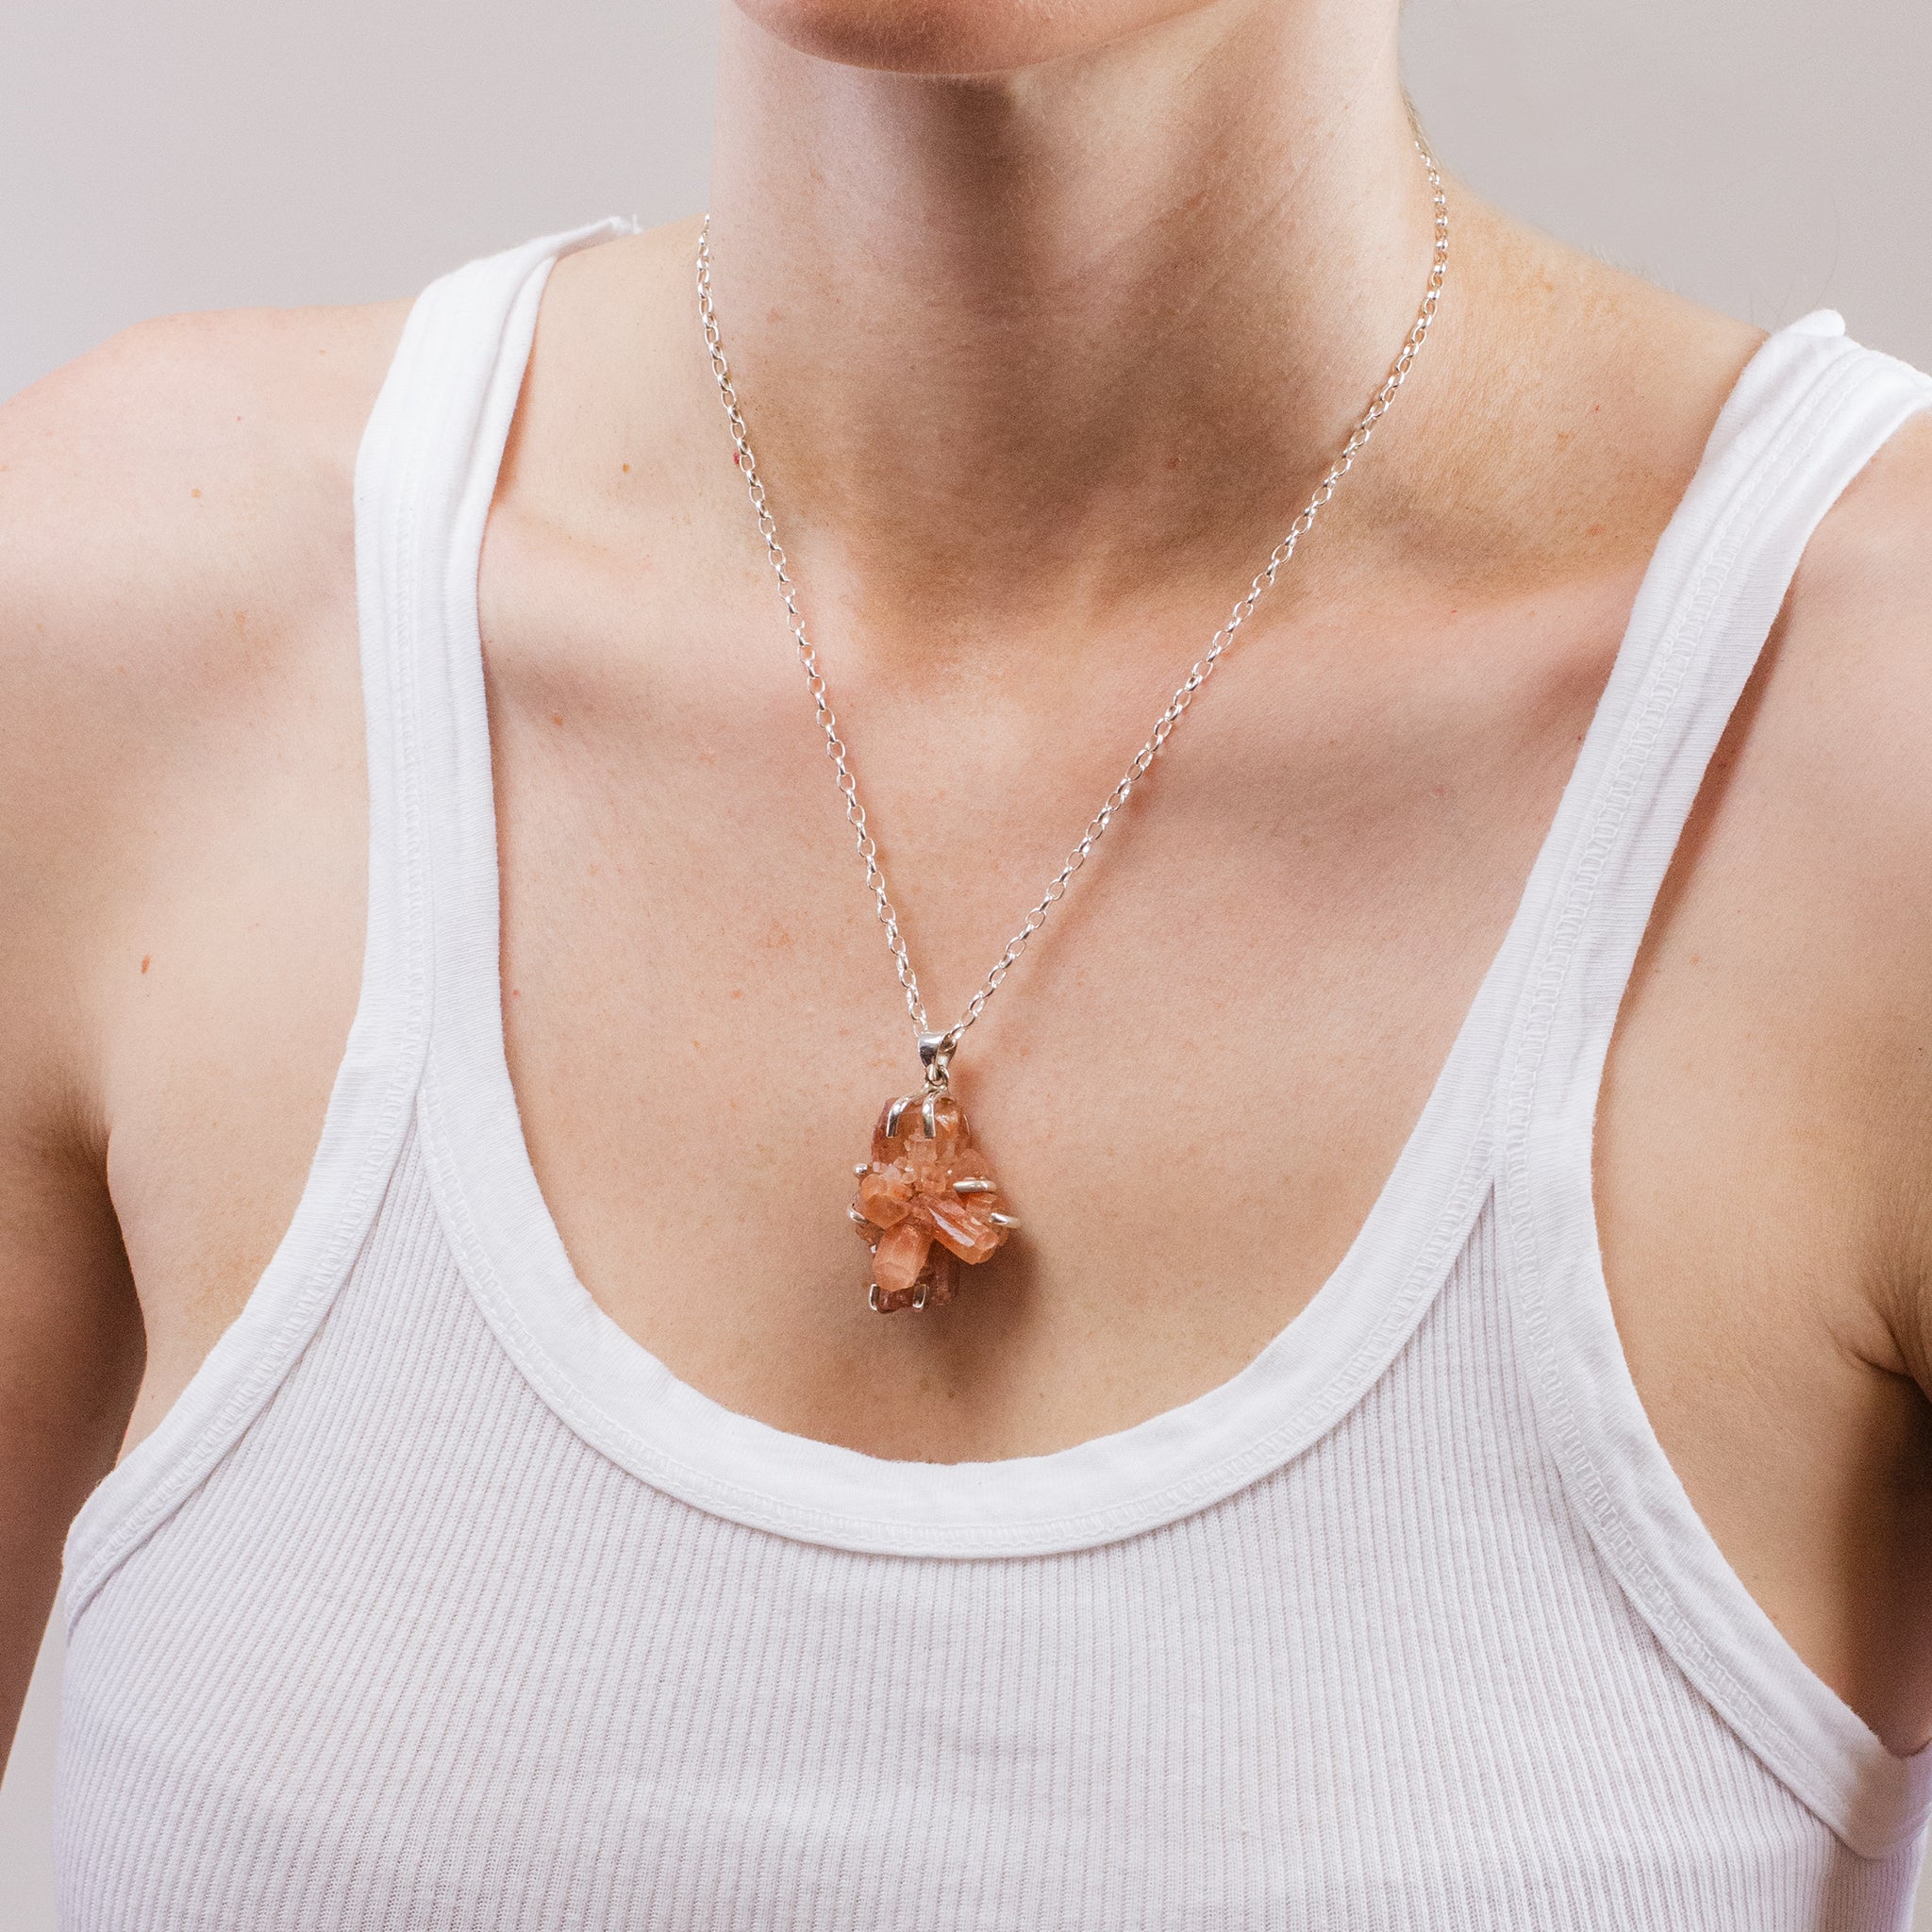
[0,1061,143,1771]
[1770,405,1932,1390]
[0,341,158,1765]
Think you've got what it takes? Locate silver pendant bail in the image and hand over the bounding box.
[918,1030,954,1091]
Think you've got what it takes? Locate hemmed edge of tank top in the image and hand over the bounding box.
[418,1084,1505,1556]
[397,237,1840,1560]
[1497,331,1932,1860]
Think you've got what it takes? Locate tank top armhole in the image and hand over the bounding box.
[58,220,633,1628]
[1495,324,1932,1857]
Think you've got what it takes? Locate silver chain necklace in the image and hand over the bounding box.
[696,142,1449,1314]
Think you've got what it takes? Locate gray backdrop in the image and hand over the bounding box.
[3,1,1928,1924]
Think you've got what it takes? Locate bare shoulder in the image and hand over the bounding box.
[1768,402,1932,920]
[1441,200,1767,571]
[1786,393,1932,614]
[0,296,408,700]
[1460,212,1932,1005]
[0,292,408,784]
[0,296,408,1124]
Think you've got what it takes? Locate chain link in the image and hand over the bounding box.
[695,142,1449,1068]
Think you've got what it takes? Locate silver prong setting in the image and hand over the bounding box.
[952,1177,997,1196]
[988,1211,1020,1230]
[884,1096,912,1138]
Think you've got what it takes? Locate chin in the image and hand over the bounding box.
[731,0,1224,75]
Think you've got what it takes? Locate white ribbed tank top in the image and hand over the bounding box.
[53,225,1932,1930]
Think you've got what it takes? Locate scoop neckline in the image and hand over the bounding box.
[406,239,1811,1557]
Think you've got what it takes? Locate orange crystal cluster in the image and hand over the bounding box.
[852,1091,1013,1312]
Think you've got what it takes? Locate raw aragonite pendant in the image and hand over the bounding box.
[850,1089,1017,1312]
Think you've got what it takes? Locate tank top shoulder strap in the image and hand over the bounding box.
[1495,314,1932,1858]
[1518,314,1932,1109]
[1502,313,1932,1191]
[357,219,639,1294]
[355,216,632,1044]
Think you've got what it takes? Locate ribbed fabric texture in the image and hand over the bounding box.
[54,1140,1920,1929]
[51,232,1932,1928]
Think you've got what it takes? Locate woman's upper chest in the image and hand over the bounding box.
[471,523,1693,1461]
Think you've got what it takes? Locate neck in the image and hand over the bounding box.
[703,0,1448,646]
